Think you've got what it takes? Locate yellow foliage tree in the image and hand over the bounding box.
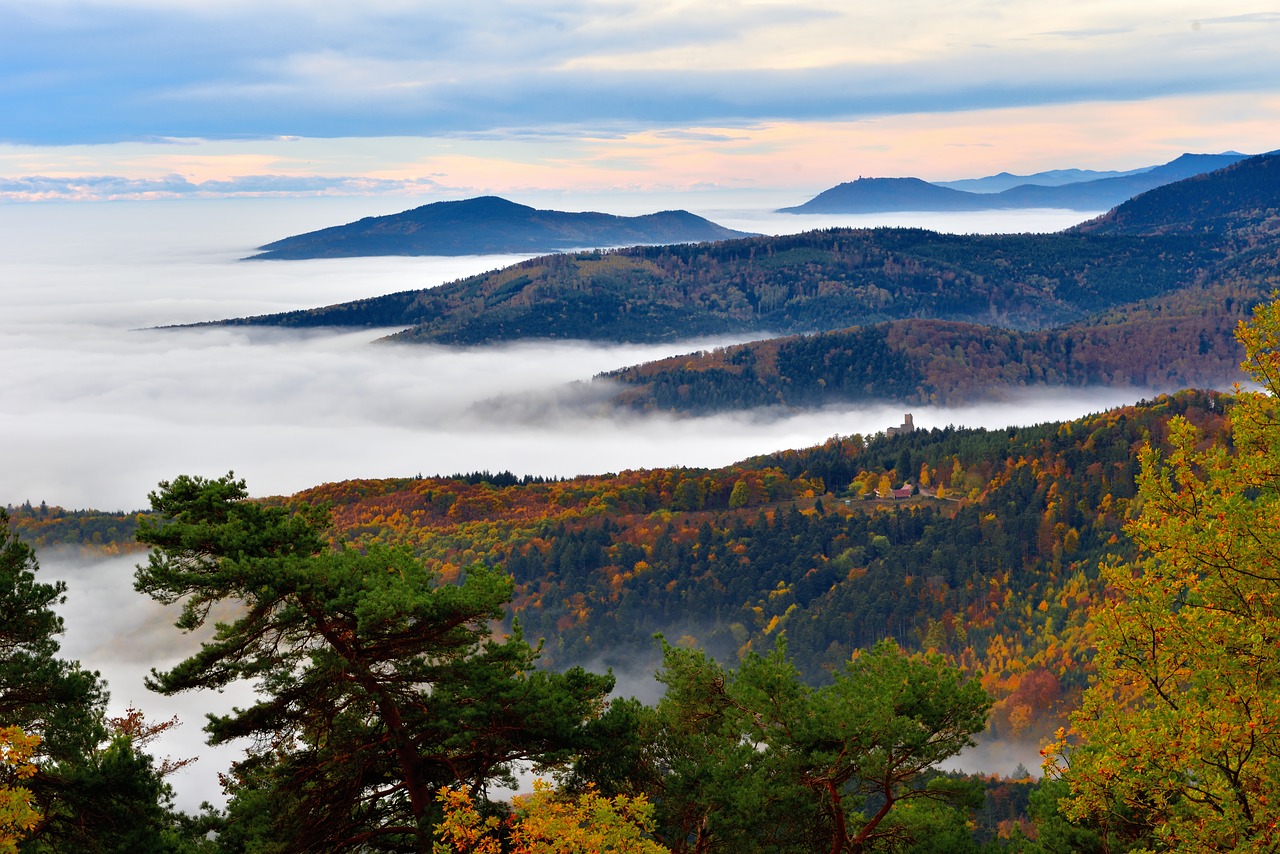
[0,726,41,854]
[1049,300,1280,852]
[434,780,669,854]
[876,473,894,498]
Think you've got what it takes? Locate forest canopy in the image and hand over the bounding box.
[15,302,1280,849]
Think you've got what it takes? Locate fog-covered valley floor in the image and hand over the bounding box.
[4,194,1129,810]
[1,196,1114,510]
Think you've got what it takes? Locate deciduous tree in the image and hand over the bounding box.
[433,780,669,854]
[1051,300,1280,851]
[0,726,40,853]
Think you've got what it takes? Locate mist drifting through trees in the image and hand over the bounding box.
[0,196,1138,819]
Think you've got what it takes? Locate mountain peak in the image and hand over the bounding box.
[248,196,754,260]
[779,152,1253,214]
[778,177,985,214]
[1073,151,1280,236]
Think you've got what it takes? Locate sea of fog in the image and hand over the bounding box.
[1,193,1131,809]
[0,194,1119,511]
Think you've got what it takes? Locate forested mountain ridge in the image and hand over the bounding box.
[778,152,1251,213]
[229,391,1236,743]
[246,195,755,259]
[208,228,1223,342]
[201,153,1280,355]
[600,308,1249,413]
[23,391,1224,747]
[1073,149,1280,236]
[3,502,143,556]
[301,391,1245,763]
[598,153,1280,412]
[288,391,1218,706]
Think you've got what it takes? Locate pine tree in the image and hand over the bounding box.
[135,473,615,851]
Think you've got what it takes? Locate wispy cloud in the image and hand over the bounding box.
[1195,12,1280,25]
[1034,27,1135,39]
[0,173,444,201]
[654,130,752,142]
[2,1,1278,146]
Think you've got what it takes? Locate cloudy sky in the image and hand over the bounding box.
[2,0,1278,201]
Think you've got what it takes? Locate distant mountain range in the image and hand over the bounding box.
[606,154,1280,412]
[246,196,755,260]
[189,152,1280,411]
[934,166,1154,194]
[203,153,1277,337]
[778,152,1252,213]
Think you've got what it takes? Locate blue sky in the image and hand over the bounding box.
[2,1,1278,200]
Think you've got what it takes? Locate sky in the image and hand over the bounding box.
[1,0,1278,202]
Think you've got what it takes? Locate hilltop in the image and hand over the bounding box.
[779,152,1250,214]
[601,153,1280,412]
[246,195,755,259]
[778,177,992,213]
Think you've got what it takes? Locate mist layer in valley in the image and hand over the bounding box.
[38,549,257,812]
[36,544,1045,815]
[2,197,1121,512]
[1,196,1149,815]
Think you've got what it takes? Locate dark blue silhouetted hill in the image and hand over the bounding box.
[248,196,755,259]
[779,152,1251,214]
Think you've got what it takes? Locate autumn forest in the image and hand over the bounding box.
[5,153,1280,852]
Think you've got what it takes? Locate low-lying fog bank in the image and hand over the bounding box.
[9,196,1135,812]
[1,198,1134,512]
[5,312,1150,510]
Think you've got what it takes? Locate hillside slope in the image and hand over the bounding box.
[207,228,1225,343]
[600,306,1249,413]
[9,391,1237,742]
[247,196,755,259]
[1074,151,1280,236]
[780,152,1250,214]
[279,391,1233,739]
